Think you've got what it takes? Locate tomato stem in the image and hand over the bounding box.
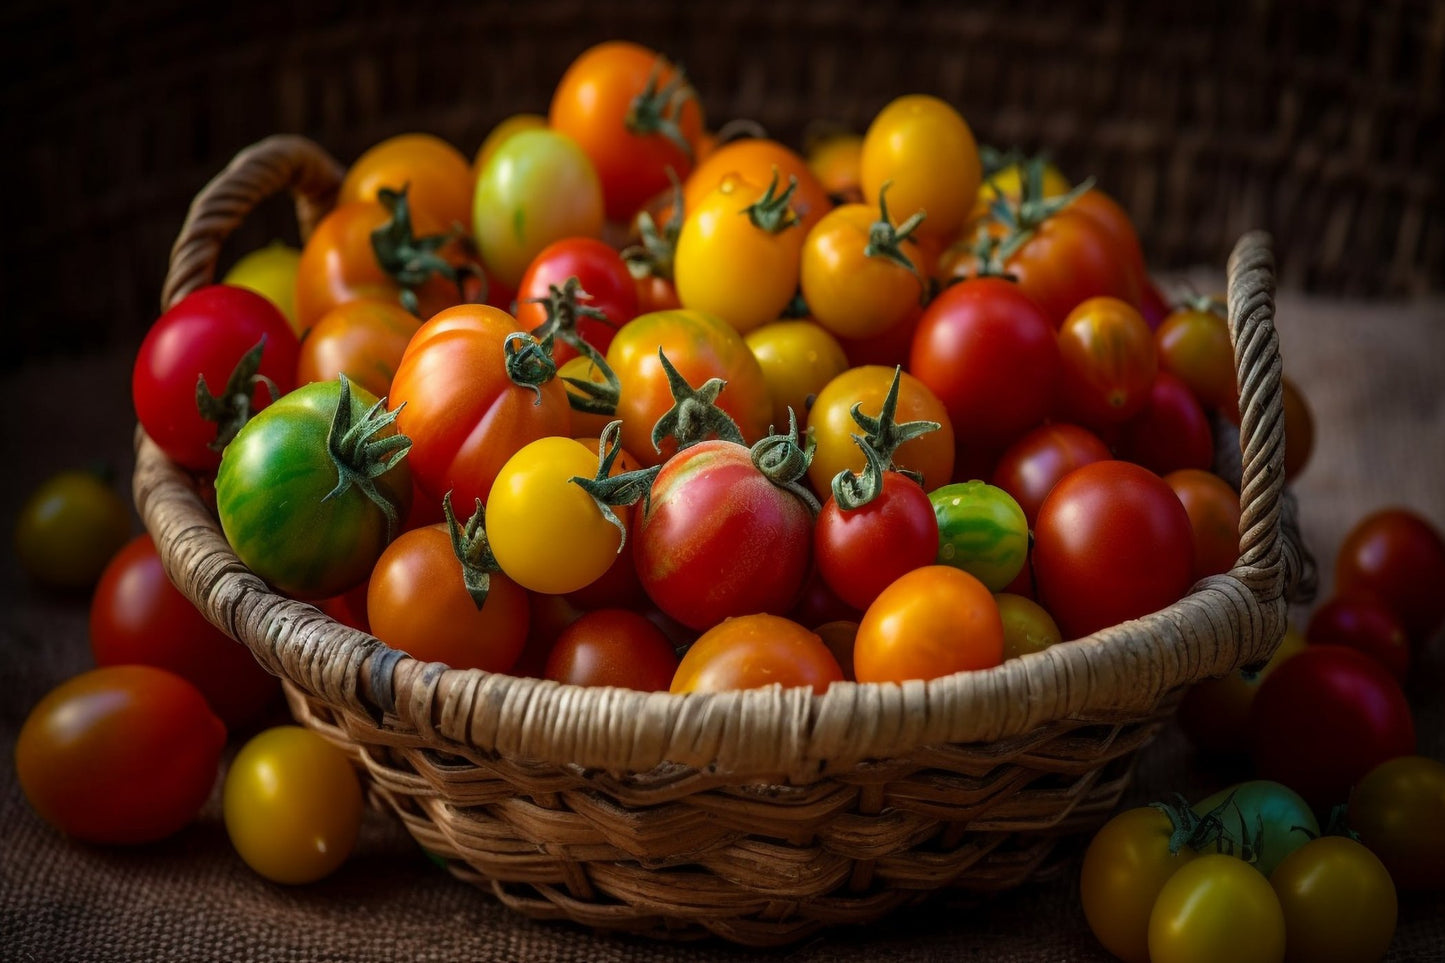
[442,491,499,610]
[623,169,683,282]
[320,375,412,543]
[865,182,928,297]
[196,336,280,454]
[569,420,660,546]
[502,331,559,402]
[371,185,466,317]
[990,158,1096,263]
[624,57,697,161]
[830,366,939,510]
[742,169,801,234]
[527,275,616,356]
[650,348,744,454]
[559,341,621,417]
[750,408,821,515]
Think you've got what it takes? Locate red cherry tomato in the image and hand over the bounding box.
[1334,507,1445,646]
[1305,594,1411,683]
[990,422,1114,528]
[513,237,639,363]
[1117,371,1214,476]
[544,608,679,691]
[814,472,940,611]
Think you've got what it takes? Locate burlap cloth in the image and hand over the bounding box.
[2,285,1441,959]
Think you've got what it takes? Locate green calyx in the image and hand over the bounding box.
[742,168,801,234]
[988,157,1096,263]
[321,375,412,543]
[559,339,622,418]
[371,184,468,316]
[624,57,697,160]
[1148,795,1225,857]
[623,169,683,282]
[196,336,280,454]
[966,230,1019,282]
[866,181,927,276]
[442,491,499,610]
[569,419,661,547]
[527,275,615,357]
[502,331,559,402]
[829,366,940,510]
[650,348,744,455]
[750,408,820,515]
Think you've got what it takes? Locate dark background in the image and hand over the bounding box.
[2,0,1441,372]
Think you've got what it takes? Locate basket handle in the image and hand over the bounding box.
[160,134,344,311]
[1226,231,1308,604]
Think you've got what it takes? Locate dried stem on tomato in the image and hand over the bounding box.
[442,491,501,610]
[830,366,940,510]
[624,57,697,160]
[750,408,820,515]
[623,169,683,282]
[649,348,744,454]
[196,336,280,454]
[526,276,615,357]
[743,170,801,234]
[502,331,559,402]
[371,185,472,315]
[569,419,661,547]
[322,375,412,541]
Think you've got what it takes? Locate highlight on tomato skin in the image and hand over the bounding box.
[670,613,843,694]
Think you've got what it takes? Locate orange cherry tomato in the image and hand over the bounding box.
[294,299,422,400]
[1155,305,1239,420]
[670,614,843,694]
[683,137,833,236]
[339,132,474,233]
[854,566,1005,683]
[800,200,927,341]
[1164,468,1242,581]
[1055,296,1159,428]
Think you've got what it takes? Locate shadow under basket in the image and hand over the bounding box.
[134,135,1311,947]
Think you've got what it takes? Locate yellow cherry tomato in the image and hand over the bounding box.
[472,113,548,180]
[223,726,363,885]
[973,160,1070,220]
[674,172,806,334]
[860,94,981,241]
[1148,855,1286,963]
[222,241,303,334]
[807,131,864,202]
[800,201,927,340]
[744,319,849,431]
[1080,805,1198,963]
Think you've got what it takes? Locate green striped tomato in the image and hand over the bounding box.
[216,379,412,600]
[929,480,1028,591]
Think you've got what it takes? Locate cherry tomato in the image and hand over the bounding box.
[1118,371,1214,475]
[815,471,939,611]
[1251,644,1416,808]
[472,113,548,180]
[605,308,772,467]
[473,129,605,289]
[836,300,924,371]
[854,565,1004,684]
[1269,835,1397,963]
[684,137,833,236]
[973,159,1070,221]
[367,521,529,672]
[339,132,474,232]
[90,534,278,728]
[1080,805,1198,963]
[561,436,647,611]
[1156,304,1238,419]
[908,277,1060,451]
[1000,207,1142,328]
[814,619,860,681]
[671,614,842,694]
[1069,188,1152,309]
[990,422,1113,528]
[806,131,863,203]
[929,481,1028,592]
[223,725,363,884]
[635,439,814,630]
[513,237,638,363]
[1306,594,1411,683]
[133,284,300,471]
[674,171,806,333]
[744,320,850,431]
[1055,296,1159,429]
[294,298,422,401]
[1033,460,1194,639]
[807,365,955,497]
[1176,626,1306,757]
[860,94,981,241]
[801,200,927,340]
[15,469,132,590]
[16,665,225,844]
[1192,780,1318,876]
[1334,507,1445,646]
[1348,755,1445,891]
[995,593,1061,660]
[544,609,678,691]
[389,304,572,508]
[1148,854,1287,963]
[222,240,302,334]
[550,40,704,223]
[1164,467,1242,582]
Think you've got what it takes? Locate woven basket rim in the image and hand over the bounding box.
[133,134,1306,781]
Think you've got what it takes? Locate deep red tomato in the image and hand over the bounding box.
[388,304,572,507]
[544,608,679,691]
[1164,468,1241,581]
[133,285,299,471]
[1117,371,1214,476]
[90,534,279,728]
[814,472,940,611]
[634,439,814,630]
[1175,626,1305,758]
[1251,644,1416,808]
[909,278,1059,451]
[670,614,842,694]
[1055,296,1159,429]
[990,422,1113,528]
[513,237,639,363]
[1001,208,1141,327]
[1305,594,1411,683]
[1033,460,1194,639]
[16,665,226,844]
[549,40,705,223]
[1334,507,1445,646]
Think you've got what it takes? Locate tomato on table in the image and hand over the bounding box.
[1269,835,1397,963]
[1175,626,1305,757]
[1080,804,1198,963]
[1305,594,1411,682]
[1191,780,1318,876]
[1333,507,1445,647]
[16,665,226,845]
[15,469,132,590]
[853,565,1004,684]
[1348,755,1445,891]
[1148,854,1286,963]
[670,614,842,694]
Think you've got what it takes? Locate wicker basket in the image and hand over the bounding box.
[134,134,1308,947]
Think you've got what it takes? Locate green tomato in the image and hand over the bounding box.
[929,480,1028,591]
[15,470,132,589]
[472,128,604,289]
[996,592,1061,660]
[215,378,411,600]
[1193,780,1319,877]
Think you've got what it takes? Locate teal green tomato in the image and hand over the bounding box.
[929,480,1028,591]
[472,128,605,289]
[1193,780,1319,877]
[215,380,411,600]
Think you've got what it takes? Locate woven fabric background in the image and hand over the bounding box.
[2,283,1442,960]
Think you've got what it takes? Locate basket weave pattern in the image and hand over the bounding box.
[135,135,1307,945]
